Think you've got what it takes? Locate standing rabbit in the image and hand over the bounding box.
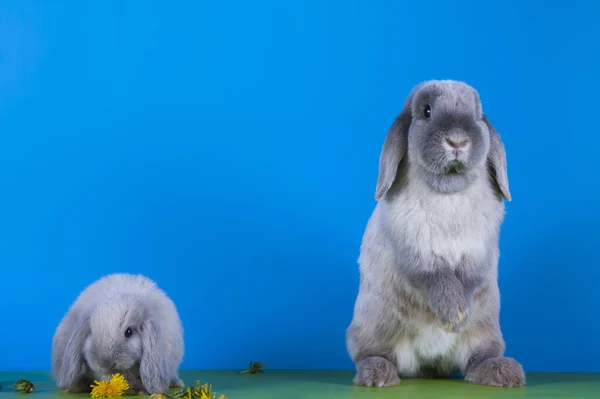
[52,273,185,395]
[346,80,524,388]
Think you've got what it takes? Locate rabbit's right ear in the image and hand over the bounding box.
[56,314,91,390]
[374,104,412,200]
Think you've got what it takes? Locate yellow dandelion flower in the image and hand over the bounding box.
[191,381,216,399]
[199,391,216,399]
[218,395,229,399]
[90,373,130,398]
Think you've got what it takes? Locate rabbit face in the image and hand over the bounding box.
[406,81,491,193]
[84,297,145,373]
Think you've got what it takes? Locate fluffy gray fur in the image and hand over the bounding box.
[52,273,185,395]
[346,80,524,388]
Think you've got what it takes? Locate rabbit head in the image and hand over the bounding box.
[83,295,145,371]
[375,80,510,200]
[83,294,167,387]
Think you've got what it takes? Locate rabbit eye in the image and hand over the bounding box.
[124,327,133,338]
[423,104,431,119]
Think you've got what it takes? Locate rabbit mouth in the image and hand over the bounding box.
[445,160,466,174]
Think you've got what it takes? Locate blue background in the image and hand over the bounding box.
[1,0,599,372]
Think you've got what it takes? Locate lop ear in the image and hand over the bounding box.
[56,314,91,390]
[374,103,412,200]
[483,114,511,201]
[140,317,169,394]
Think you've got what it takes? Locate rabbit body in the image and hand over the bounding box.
[346,80,524,388]
[52,273,184,395]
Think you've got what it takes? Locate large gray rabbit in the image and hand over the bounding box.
[52,273,184,395]
[346,80,524,388]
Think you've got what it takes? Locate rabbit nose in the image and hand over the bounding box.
[445,137,469,149]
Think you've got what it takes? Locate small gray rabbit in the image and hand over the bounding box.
[346,80,524,388]
[51,273,184,395]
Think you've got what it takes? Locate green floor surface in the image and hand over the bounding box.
[1,370,599,399]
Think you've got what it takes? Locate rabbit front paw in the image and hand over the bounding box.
[465,357,525,387]
[65,375,94,393]
[353,356,400,387]
[170,377,185,388]
[428,282,469,333]
[125,383,148,396]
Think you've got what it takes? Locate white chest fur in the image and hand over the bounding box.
[383,169,503,269]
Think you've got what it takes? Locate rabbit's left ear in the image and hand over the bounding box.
[140,317,169,394]
[483,115,511,201]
